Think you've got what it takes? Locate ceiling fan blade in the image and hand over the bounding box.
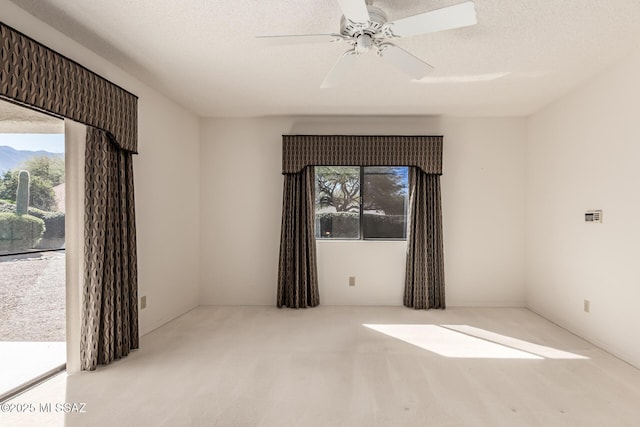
[336,0,371,23]
[386,1,477,38]
[378,44,434,80]
[256,34,345,45]
[321,50,359,88]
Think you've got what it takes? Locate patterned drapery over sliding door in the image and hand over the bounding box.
[0,22,137,152]
[1,22,140,368]
[82,128,138,369]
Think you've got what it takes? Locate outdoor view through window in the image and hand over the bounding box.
[315,166,409,239]
[0,128,66,399]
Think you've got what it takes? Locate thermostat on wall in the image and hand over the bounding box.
[585,210,603,223]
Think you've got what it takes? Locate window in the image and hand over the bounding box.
[0,116,66,400]
[315,166,409,240]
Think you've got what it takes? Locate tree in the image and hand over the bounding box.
[0,170,15,202]
[29,175,57,211]
[315,166,361,212]
[20,155,65,186]
[362,167,407,215]
[315,166,407,214]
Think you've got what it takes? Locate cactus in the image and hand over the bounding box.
[16,170,30,215]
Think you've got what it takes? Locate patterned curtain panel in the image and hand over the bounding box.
[404,168,445,309]
[0,22,139,368]
[0,22,138,153]
[282,135,442,175]
[277,167,319,308]
[81,128,139,370]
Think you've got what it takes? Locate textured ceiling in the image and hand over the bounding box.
[6,0,640,117]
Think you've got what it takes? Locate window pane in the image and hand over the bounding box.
[0,134,65,255]
[363,166,409,239]
[315,166,360,239]
[0,127,66,398]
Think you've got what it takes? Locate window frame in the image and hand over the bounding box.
[314,165,409,242]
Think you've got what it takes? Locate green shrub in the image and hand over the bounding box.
[0,202,65,240]
[0,212,46,252]
[316,212,360,238]
[28,208,65,240]
[0,200,15,213]
[315,212,406,239]
[363,213,406,238]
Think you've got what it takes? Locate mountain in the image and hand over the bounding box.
[0,145,64,174]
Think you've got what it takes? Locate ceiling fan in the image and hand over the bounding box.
[257,0,478,88]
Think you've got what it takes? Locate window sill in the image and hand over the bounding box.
[315,239,407,243]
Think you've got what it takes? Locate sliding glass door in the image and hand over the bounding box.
[0,100,66,400]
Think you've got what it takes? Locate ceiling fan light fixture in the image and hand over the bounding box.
[355,34,374,54]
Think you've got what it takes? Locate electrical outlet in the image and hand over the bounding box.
[349,276,356,287]
[141,295,147,310]
[583,299,590,313]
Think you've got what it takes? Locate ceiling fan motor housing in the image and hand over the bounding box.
[340,6,387,38]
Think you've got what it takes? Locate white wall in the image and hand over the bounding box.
[2,1,202,336]
[135,92,200,335]
[200,116,526,307]
[526,47,640,368]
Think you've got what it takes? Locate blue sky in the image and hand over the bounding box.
[0,133,65,153]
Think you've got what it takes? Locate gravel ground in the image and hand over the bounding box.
[0,251,65,341]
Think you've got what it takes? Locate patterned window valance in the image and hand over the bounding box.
[282,135,443,175]
[0,22,138,153]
